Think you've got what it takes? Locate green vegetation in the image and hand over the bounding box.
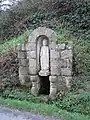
[0,96,90,120]
[1,88,90,115]
[0,0,90,119]
[0,0,90,42]
[0,29,33,53]
[0,27,90,120]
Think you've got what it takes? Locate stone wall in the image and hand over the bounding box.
[49,42,73,99]
[17,44,31,87]
[57,43,72,95]
[17,27,73,99]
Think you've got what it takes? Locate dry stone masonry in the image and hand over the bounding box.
[17,27,73,100]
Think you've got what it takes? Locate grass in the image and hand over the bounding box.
[0,29,33,53]
[0,97,90,120]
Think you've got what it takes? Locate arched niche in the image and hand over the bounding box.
[36,35,49,72]
[27,27,58,73]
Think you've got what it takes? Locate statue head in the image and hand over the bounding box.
[42,39,47,46]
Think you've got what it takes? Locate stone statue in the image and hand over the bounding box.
[39,39,49,76]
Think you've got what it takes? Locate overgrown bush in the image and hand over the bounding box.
[0,0,90,42]
[55,92,90,115]
[70,76,90,93]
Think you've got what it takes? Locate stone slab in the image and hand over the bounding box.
[30,75,39,82]
[50,58,60,67]
[19,66,29,75]
[51,66,61,76]
[61,68,72,76]
[28,34,36,43]
[49,87,57,100]
[39,70,50,76]
[66,59,72,68]
[49,42,56,50]
[60,59,67,68]
[19,59,28,67]
[19,75,31,87]
[16,44,26,51]
[50,82,57,88]
[56,43,66,50]
[50,50,60,59]
[27,51,29,59]
[66,41,73,50]
[29,59,36,67]
[49,76,57,83]
[21,44,26,51]
[60,59,72,68]
[28,51,36,59]
[26,43,36,51]
[16,44,22,51]
[18,51,27,59]
[29,59,37,74]
[61,50,72,59]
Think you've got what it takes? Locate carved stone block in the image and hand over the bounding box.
[66,42,73,50]
[50,58,60,67]
[56,43,66,50]
[30,75,39,82]
[49,42,56,50]
[19,75,31,87]
[28,34,36,43]
[49,76,57,83]
[19,66,29,75]
[60,59,67,68]
[19,59,28,67]
[61,68,72,76]
[61,50,72,59]
[50,50,60,59]
[30,75,40,96]
[50,82,57,88]
[18,51,27,59]
[27,51,29,59]
[29,66,37,75]
[50,87,57,95]
[51,65,61,76]
[49,87,57,100]
[29,59,37,75]
[16,44,22,51]
[26,43,36,51]
[21,44,26,51]
[31,85,40,96]
[66,59,72,68]
[28,51,36,59]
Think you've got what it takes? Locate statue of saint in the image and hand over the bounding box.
[39,39,49,76]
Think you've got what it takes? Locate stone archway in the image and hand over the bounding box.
[18,27,73,100]
[27,27,58,97]
[28,27,57,43]
[27,27,58,75]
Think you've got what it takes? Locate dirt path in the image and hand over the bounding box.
[0,107,62,120]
